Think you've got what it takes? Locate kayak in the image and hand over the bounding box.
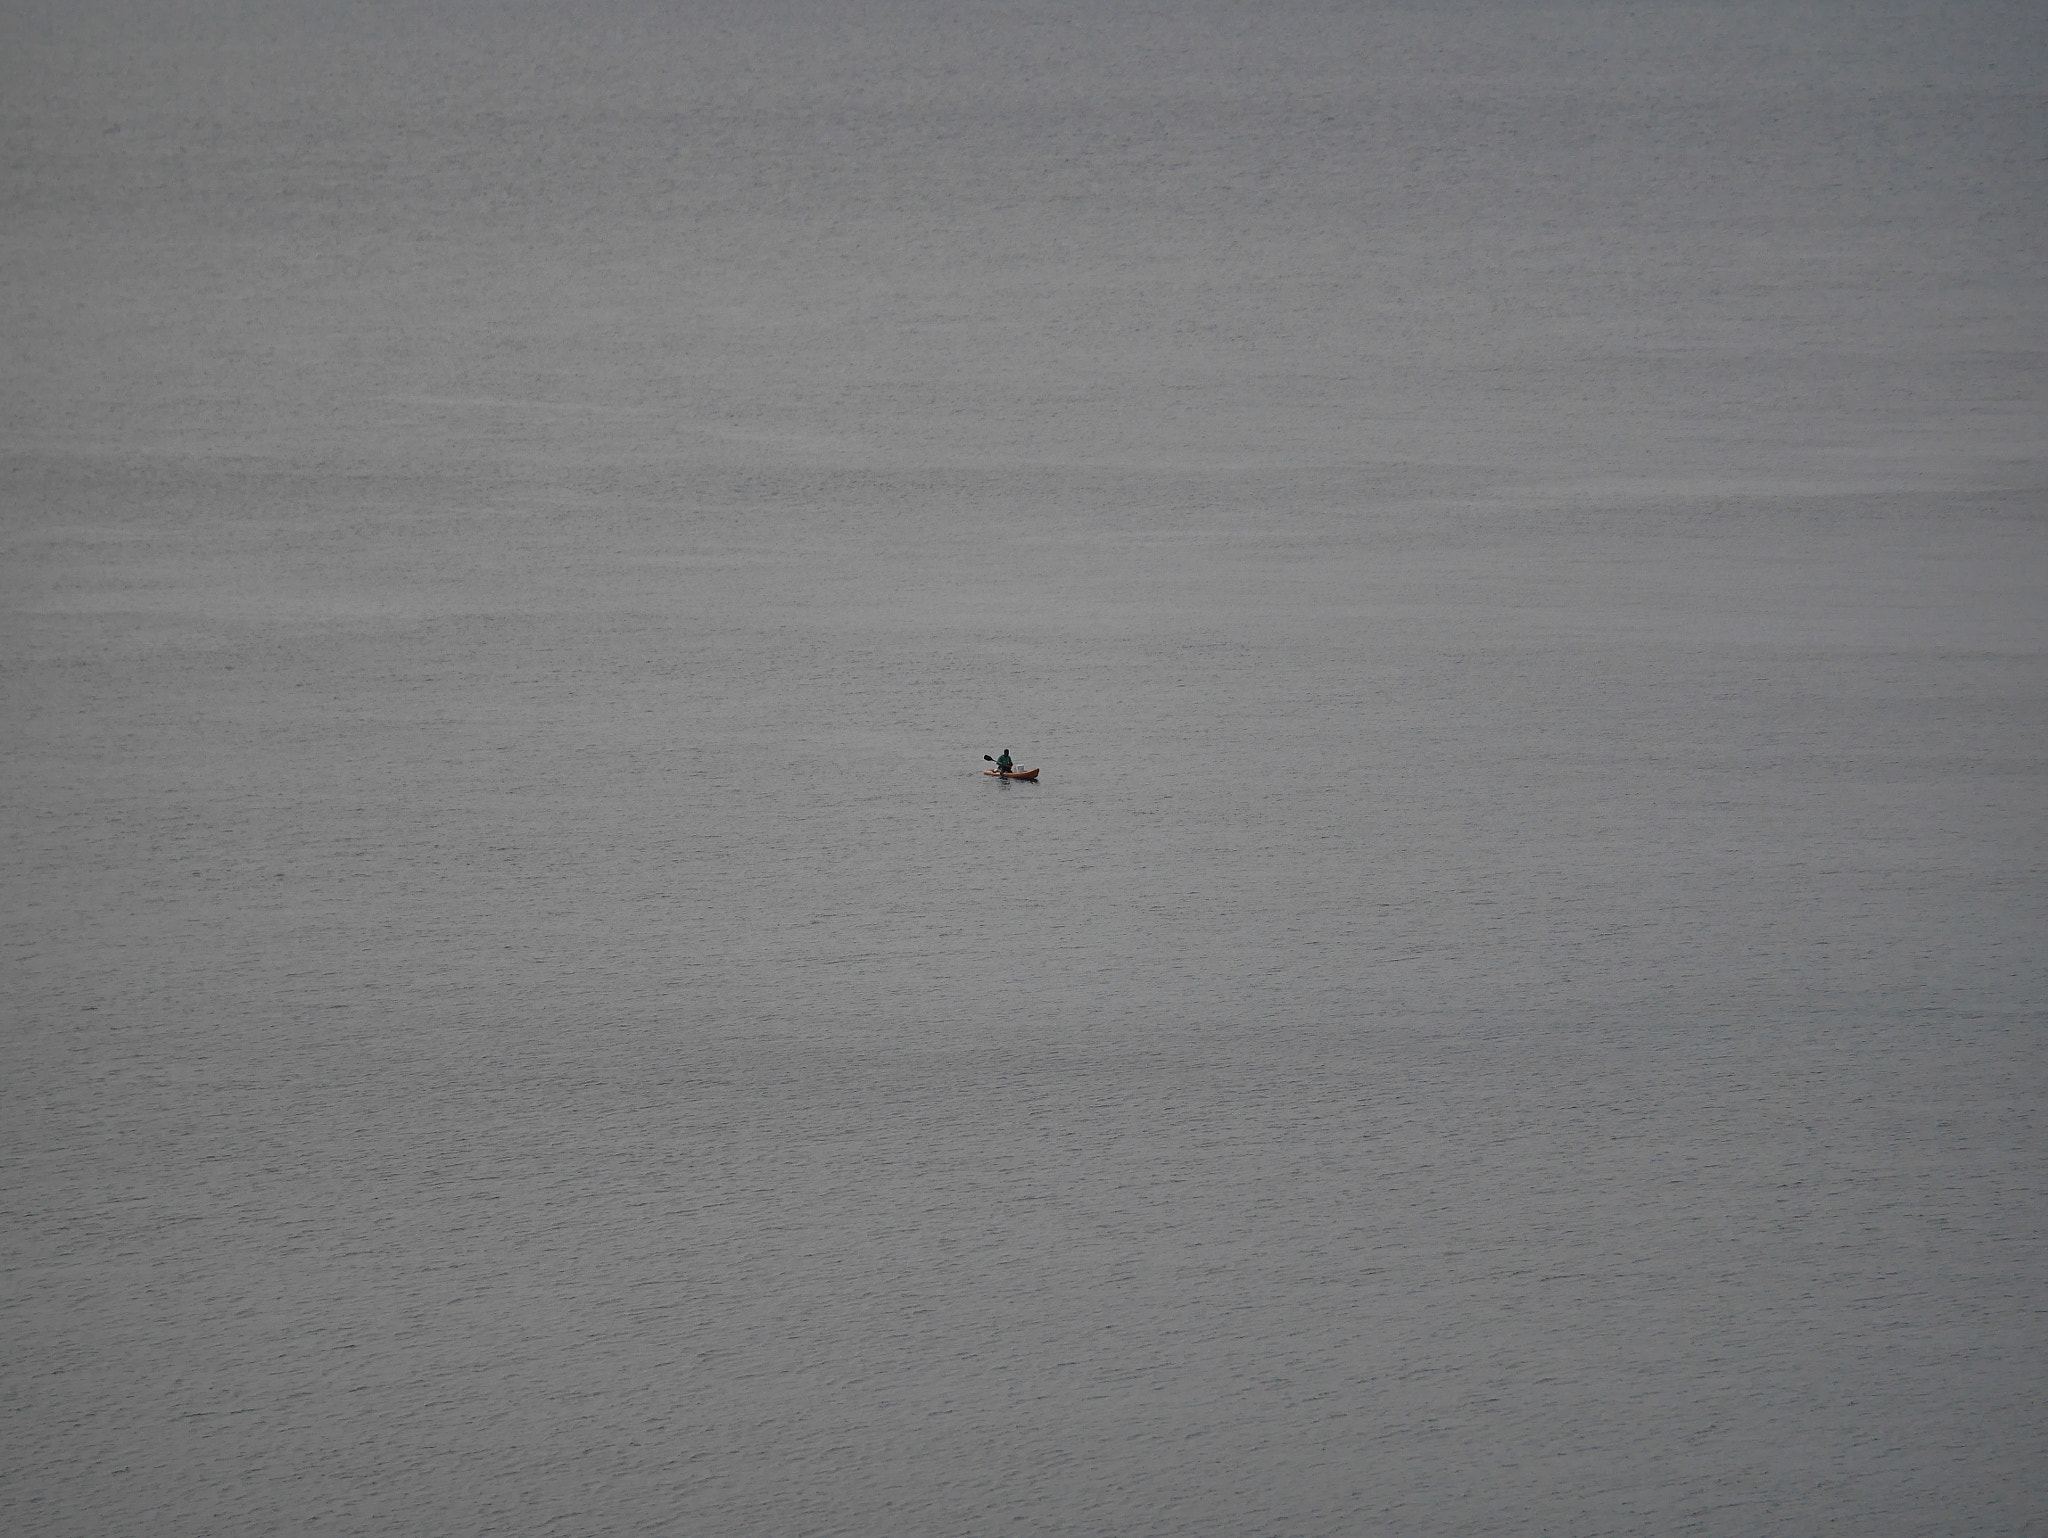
[985,767,1040,780]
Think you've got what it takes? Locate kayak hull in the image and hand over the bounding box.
[985,768,1039,780]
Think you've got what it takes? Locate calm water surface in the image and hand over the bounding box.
[5,3,2044,1534]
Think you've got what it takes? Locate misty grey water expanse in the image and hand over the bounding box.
[5,2,2044,1534]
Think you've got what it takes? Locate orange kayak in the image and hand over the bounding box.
[984,767,1040,780]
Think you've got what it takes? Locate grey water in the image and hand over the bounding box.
[4,2,2044,1533]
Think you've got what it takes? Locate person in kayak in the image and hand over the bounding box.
[995,749,1013,774]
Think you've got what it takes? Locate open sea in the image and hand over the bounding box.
[4,2,2044,1533]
